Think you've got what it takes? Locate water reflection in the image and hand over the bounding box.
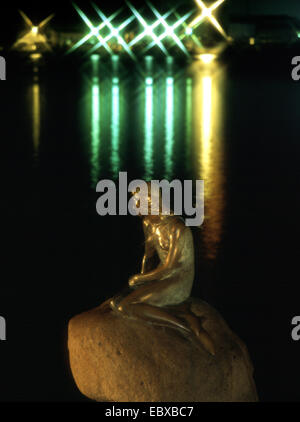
[111,76,120,178]
[90,55,101,186]
[110,55,121,178]
[84,57,226,260]
[185,77,193,170]
[192,61,226,259]
[30,80,41,163]
[165,75,175,179]
[144,56,154,180]
[88,55,122,183]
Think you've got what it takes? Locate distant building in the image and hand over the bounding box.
[227,15,300,46]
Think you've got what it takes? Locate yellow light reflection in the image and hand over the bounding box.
[193,62,225,259]
[31,82,40,161]
[185,78,193,168]
[198,53,216,64]
[30,53,42,61]
[202,76,212,150]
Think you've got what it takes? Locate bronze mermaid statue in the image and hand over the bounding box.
[109,183,215,356]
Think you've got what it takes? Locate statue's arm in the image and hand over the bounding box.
[129,224,182,287]
[141,245,155,274]
[140,220,156,274]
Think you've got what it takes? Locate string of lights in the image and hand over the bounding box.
[68,0,228,58]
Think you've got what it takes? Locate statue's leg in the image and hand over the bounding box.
[179,312,215,356]
[116,281,192,334]
[115,284,215,355]
[110,285,134,311]
[165,302,215,355]
[119,302,191,334]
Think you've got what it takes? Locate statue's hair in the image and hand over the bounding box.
[130,181,170,216]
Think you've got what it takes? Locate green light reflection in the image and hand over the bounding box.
[165,76,174,179]
[91,81,101,186]
[144,76,154,179]
[90,55,101,186]
[111,77,120,178]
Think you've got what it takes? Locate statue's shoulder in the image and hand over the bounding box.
[169,216,189,235]
[171,219,194,247]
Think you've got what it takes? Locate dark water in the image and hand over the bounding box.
[0,51,300,401]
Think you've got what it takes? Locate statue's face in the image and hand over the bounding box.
[132,190,152,216]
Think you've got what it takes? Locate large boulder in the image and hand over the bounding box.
[68,298,258,402]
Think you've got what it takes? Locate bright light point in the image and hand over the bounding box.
[165,27,173,36]
[91,27,99,36]
[199,53,216,64]
[190,0,228,40]
[30,53,42,61]
[146,77,153,86]
[167,77,173,86]
[297,33,300,39]
[112,55,119,62]
[111,28,119,36]
[91,54,100,61]
[32,26,38,35]
[186,27,193,35]
[249,37,255,45]
[112,77,119,84]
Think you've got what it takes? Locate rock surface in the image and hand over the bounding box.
[68,298,258,402]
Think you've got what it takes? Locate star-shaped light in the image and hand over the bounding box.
[126,1,169,55]
[68,3,120,54]
[144,2,192,56]
[92,3,136,59]
[18,10,55,33]
[188,0,228,40]
[13,10,54,51]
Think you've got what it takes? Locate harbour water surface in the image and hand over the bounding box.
[0,52,300,400]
